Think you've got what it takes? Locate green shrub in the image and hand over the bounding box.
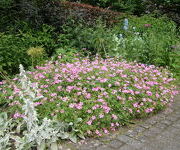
[69,0,179,15]
[58,19,118,57]
[0,0,59,31]
[70,0,145,14]
[0,24,57,77]
[144,0,180,7]
[112,15,180,76]
[0,0,13,8]
[52,47,80,63]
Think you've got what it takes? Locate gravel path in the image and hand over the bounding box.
[60,94,180,150]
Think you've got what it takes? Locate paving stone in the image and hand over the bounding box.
[125,130,138,137]
[95,145,115,150]
[138,94,180,150]
[100,137,112,144]
[79,145,97,150]
[78,142,101,150]
[171,113,180,119]
[160,119,172,126]
[164,126,180,136]
[172,123,180,128]
[173,104,180,109]
[126,139,144,149]
[154,122,167,130]
[133,126,146,133]
[139,123,152,129]
[90,140,102,146]
[135,135,150,143]
[61,146,77,150]
[150,127,162,134]
[142,131,152,137]
[119,144,138,150]
[162,108,173,115]
[176,119,180,123]
[117,134,144,149]
[155,114,166,120]
[108,139,124,149]
[117,135,133,143]
[145,119,157,125]
[141,131,180,150]
[174,99,180,105]
[172,120,180,129]
[165,115,178,122]
[143,128,159,138]
[173,108,179,112]
[174,111,180,115]
[61,143,79,150]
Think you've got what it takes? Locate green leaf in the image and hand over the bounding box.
[69,134,77,143]
[76,118,82,123]
[0,112,8,124]
[59,133,69,139]
[77,133,85,140]
[16,122,23,134]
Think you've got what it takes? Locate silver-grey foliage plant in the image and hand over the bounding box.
[0,64,85,150]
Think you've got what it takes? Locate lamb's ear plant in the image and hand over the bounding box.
[0,112,11,150]
[1,64,85,150]
[0,112,23,149]
[15,64,84,150]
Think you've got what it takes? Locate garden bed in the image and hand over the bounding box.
[0,56,179,149]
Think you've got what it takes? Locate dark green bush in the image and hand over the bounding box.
[0,24,57,77]
[70,0,145,14]
[0,0,57,31]
[69,0,180,22]
[58,19,118,56]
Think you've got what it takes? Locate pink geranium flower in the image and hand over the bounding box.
[144,24,151,27]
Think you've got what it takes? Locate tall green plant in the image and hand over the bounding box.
[58,19,118,57]
[112,15,180,77]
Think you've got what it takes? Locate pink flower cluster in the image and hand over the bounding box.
[0,56,178,136]
[144,24,151,27]
[13,112,25,119]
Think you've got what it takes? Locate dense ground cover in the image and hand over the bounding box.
[0,57,178,137]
